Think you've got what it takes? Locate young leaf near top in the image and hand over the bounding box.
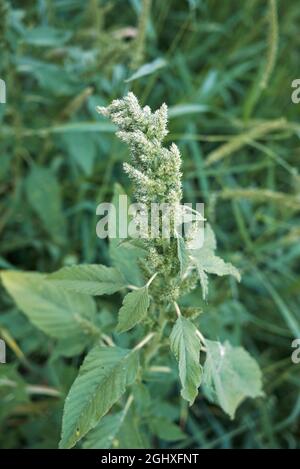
[116,286,150,333]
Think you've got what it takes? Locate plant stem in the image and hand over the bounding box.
[133,332,155,351]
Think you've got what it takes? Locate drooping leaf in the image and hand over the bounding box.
[189,224,241,299]
[116,287,150,333]
[59,346,139,448]
[203,340,263,419]
[0,271,97,340]
[47,264,125,296]
[170,316,202,405]
[25,166,66,244]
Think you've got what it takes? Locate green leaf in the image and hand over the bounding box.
[82,411,126,449]
[22,26,72,47]
[117,408,150,449]
[189,224,241,299]
[59,346,139,448]
[170,316,202,405]
[25,166,66,244]
[0,271,97,340]
[87,403,149,449]
[176,235,190,278]
[168,103,209,119]
[203,340,263,419]
[125,58,167,82]
[62,132,96,176]
[116,287,150,333]
[47,264,125,296]
[0,365,29,421]
[149,417,186,441]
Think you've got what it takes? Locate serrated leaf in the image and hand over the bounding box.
[59,346,139,448]
[25,166,66,244]
[203,340,263,419]
[189,224,241,299]
[116,287,150,333]
[47,264,125,296]
[170,316,202,405]
[0,271,96,340]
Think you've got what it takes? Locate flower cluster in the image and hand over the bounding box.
[97,92,182,208]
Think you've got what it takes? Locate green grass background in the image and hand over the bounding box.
[0,0,299,448]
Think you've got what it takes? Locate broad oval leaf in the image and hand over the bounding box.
[203,340,263,419]
[59,346,139,448]
[116,286,150,333]
[0,271,97,340]
[47,264,125,296]
[170,316,202,405]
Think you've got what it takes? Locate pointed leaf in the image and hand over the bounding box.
[1,271,96,340]
[47,264,125,295]
[59,346,139,448]
[116,287,150,333]
[170,316,202,405]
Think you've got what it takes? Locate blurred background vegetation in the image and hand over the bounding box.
[0,0,300,449]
